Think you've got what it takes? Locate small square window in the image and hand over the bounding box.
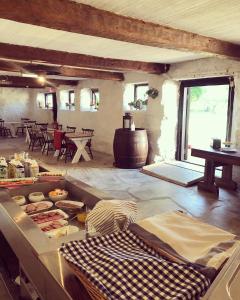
[134,83,149,102]
[90,89,100,110]
[44,93,54,109]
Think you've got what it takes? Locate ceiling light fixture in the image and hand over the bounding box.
[37,75,46,84]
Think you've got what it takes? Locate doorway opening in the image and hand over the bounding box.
[176,76,234,165]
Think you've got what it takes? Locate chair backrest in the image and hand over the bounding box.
[27,121,36,128]
[27,127,37,139]
[82,128,94,136]
[36,123,48,129]
[82,128,94,146]
[66,126,76,133]
[0,120,4,128]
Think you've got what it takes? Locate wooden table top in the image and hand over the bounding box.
[65,132,93,139]
[191,147,240,166]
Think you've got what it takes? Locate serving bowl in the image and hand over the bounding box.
[55,200,84,214]
[29,192,45,203]
[12,195,26,206]
[48,189,68,202]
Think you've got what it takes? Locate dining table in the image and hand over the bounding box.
[191,147,240,195]
[65,132,93,163]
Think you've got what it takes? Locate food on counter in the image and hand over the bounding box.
[0,158,8,179]
[11,195,26,206]
[56,200,84,209]
[31,209,68,224]
[0,177,36,187]
[29,192,45,202]
[40,220,67,232]
[37,172,64,177]
[22,201,53,214]
[0,155,39,179]
[37,172,65,182]
[48,189,68,202]
[77,211,88,223]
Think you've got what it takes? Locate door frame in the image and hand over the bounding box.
[176,76,235,161]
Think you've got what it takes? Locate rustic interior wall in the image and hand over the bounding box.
[57,80,123,154]
[28,89,52,123]
[0,87,30,121]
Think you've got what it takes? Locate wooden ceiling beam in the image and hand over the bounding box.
[0,0,239,60]
[0,43,167,74]
[0,75,78,88]
[0,60,124,81]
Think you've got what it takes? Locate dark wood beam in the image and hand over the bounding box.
[0,75,78,88]
[0,60,124,81]
[0,0,239,60]
[0,43,167,74]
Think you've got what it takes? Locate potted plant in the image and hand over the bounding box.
[145,87,159,99]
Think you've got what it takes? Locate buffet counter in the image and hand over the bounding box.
[0,176,112,300]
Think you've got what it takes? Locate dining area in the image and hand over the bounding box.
[1,118,94,165]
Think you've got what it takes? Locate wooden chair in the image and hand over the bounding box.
[66,126,76,133]
[58,136,77,163]
[0,119,4,136]
[36,123,48,130]
[28,128,43,151]
[0,120,13,138]
[26,120,37,130]
[42,130,54,155]
[82,128,94,159]
[15,118,30,136]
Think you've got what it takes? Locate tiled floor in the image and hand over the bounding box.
[1,137,240,236]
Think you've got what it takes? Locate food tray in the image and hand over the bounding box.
[30,209,69,224]
[0,177,36,188]
[21,201,53,214]
[38,219,68,232]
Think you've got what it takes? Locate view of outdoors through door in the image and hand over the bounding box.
[184,84,230,164]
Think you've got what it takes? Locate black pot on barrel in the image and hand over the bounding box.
[113,128,148,169]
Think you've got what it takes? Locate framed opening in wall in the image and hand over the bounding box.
[44,93,54,109]
[176,76,234,165]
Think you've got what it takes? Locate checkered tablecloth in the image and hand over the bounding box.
[60,230,210,300]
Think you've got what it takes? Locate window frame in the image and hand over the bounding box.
[176,76,235,161]
[90,88,100,109]
[44,93,54,109]
[134,83,149,102]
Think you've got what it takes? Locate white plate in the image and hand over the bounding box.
[45,225,79,239]
[30,209,69,224]
[55,200,84,210]
[21,201,53,214]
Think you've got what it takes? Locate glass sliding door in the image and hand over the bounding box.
[176,77,234,165]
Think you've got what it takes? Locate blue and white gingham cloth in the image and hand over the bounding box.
[60,230,210,300]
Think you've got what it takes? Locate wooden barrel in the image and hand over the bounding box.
[113,128,148,169]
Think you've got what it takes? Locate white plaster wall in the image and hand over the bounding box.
[57,80,123,154]
[28,89,52,123]
[0,87,53,123]
[0,87,30,121]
